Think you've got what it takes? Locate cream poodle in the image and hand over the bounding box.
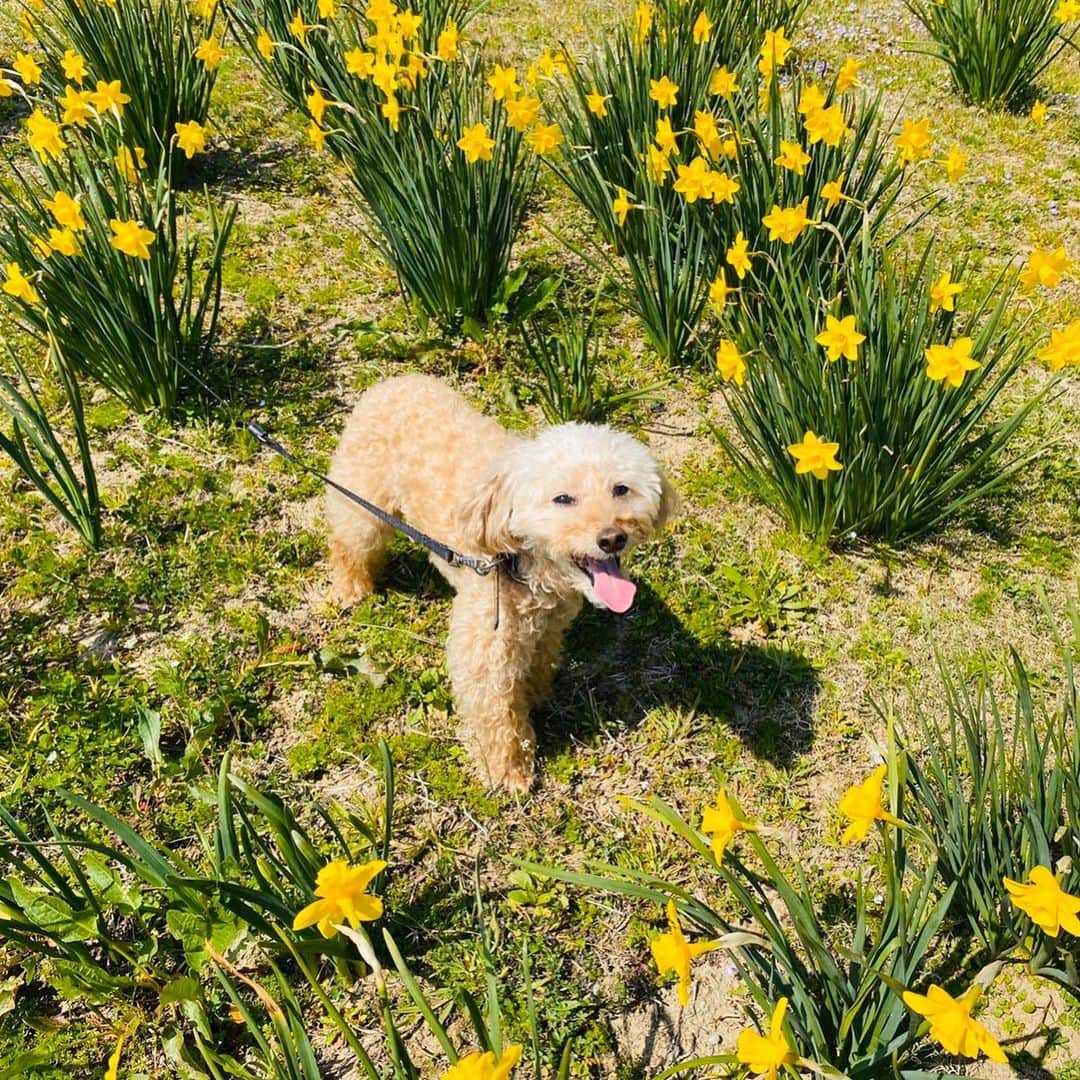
[326,374,677,792]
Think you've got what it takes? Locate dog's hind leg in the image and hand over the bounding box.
[326,483,394,606]
[447,589,536,793]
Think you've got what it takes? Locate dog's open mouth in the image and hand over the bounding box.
[576,555,637,614]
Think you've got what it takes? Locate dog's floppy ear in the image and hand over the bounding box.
[458,467,515,554]
[656,471,680,530]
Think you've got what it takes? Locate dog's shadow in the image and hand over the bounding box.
[377,551,819,769]
[540,581,819,770]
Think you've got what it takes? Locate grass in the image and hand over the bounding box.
[0,0,1079,1073]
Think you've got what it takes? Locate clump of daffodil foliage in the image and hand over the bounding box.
[24,0,219,174]
[905,0,1080,109]
[0,16,235,544]
[541,8,903,363]
[0,749,582,1079]
[224,0,538,327]
[525,626,1080,1078]
[714,232,1066,544]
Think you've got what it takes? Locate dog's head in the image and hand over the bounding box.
[459,423,678,612]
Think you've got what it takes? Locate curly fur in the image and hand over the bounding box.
[326,374,678,792]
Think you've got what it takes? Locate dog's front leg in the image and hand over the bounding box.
[447,588,535,793]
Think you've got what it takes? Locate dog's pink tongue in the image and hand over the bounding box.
[587,557,637,613]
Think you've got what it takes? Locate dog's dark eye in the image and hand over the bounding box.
[552,493,575,506]
[612,484,630,497]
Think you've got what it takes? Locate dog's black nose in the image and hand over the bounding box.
[597,526,627,554]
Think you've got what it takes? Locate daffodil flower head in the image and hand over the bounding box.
[292,859,387,938]
[736,997,798,1079]
[440,1044,523,1080]
[1004,865,1080,937]
[649,900,720,1006]
[838,764,903,843]
[902,983,1006,1063]
[701,788,755,857]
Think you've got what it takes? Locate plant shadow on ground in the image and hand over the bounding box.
[542,581,819,768]
[370,548,819,768]
[183,140,336,198]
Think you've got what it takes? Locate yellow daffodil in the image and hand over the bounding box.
[13,52,42,86]
[708,170,739,204]
[613,187,633,226]
[26,109,65,162]
[838,764,904,843]
[586,86,609,118]
[306,84,329,125]
[61,48,88,83]
[344,48,373,78]
[308,121,327,152]
[804,103,849,147]
[929,271,964,312]
[701,789,755,858]
[175,119,208,158]
[43,191,86,231]
[762,199,814,244]
[836,57,862,92]
[758,26,792,78]
[46,227,80,257]
[1056,0,1080,19]
[649,75,679,109]
[942,144,967,182]
[437,20,460,61]
[788,430,842,480]
[692,9,714,44]
[89,79,131,116]
[526,122,563,156]
[505,94,541,130]
[645,144,671,183]
[318,0,335,17]
[727,232,752,279]
[115,145,147,182]
[457,122,495,163]
[1020,246,1069,289]
[650,900,719,1007]
[2,262,40,305]
[654,116,677,154]
[816,314,865,362]
[693,111,721,157]
[441,1045,523,1080]
[774,139,810,175]
[709,65,738,97]
[820,174,846,212]
[195,36,225,70]
[896,117,932,166]
[192,0,216,17]
[536,48,569,79]
[1004,866,1080,936]
[257,28,275,60]
[712,341,747,388]
[925,338,980,387]
[0,79,13,99]
[797,84,826,115]
[709,273,730,311]
[292,859,387,938]
[1038,321,1080,371]
[736,997,798,1079]
[488,64,519,101]
[902,984,1006,1063]
[289,10,310,40]
[110,218,156,260]
[634,1,653,43]
[1031,100,1047,125]
[58,85,95,127]
[673,157,715,203]
[381,96,401,131]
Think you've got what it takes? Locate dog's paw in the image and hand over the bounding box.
[490,760,535,795]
